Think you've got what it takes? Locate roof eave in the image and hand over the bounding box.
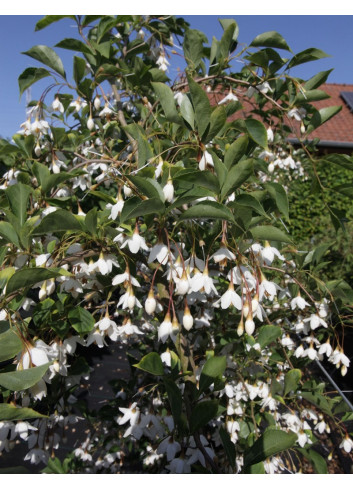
[286,138,353,149]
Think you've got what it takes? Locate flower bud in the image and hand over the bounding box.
[183,304,193,331]
[245,314,255,336]
[52,158,60,174]
[267,127,274,143]
[94,96,101,110]
[53,360,60,373]
[242,300,249,318]
[39,281,47,301]
[35,141,42,157]
[123,184,133,197]
[172,315,180,334]
[176,271,189,295]
[87,117,95,131]
[127,287,136,310]
[46,278,55,296]
[251,295,259,314]
[163,177,174,203]
[237,318,244,336]
[145,289,156,315]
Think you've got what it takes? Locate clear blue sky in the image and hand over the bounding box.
[1,15,353,138]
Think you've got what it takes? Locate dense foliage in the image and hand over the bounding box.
[0,15,352,474]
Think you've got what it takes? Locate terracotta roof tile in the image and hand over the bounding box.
[208,83,353,144]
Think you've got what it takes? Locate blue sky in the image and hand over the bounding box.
[1,15,353,138]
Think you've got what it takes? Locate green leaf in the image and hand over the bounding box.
[0,221,20,248]
[6,268,62,295]
[0,363,51,391]
[296,448,328,474]
[221,159,254,200]
[163,377,183,423]
[180,95,195,129]
[300,391,333,417]
[149,67,169,83]
[68,307,94,334]
[123,124,153,169]
[55,38,93,55]
[257,325,281,348]
[12,133,35,158]
[219,426,236,469]
[73,56,87,85]
[35,15,74,31]
[219,19,239,42]
[199,355,226,393]
[219,22,237,58]
[97,16,118,42]
[0,403,47,421]
[307,106,342,134]
[295,89,330,104]
[244,429,297,467]
[174,169,219,194]
[5,183,32,226]
[183,29,204,67]
[284,369,302,396]
[250,225,292,243]
[304,69,333,90]
[89,190,116,204]
[243,462,265,474]
[89,40,111,58]
[0,329,22,362]
[210,36,220,65]
[189,400,219,433]
[32,209,83,235]
[32,161,50,186]
[224,135,249,169]
[169,188,215,210]
[245,119,268,149]
[41,172,75,195]
[204,106,226,143]
[0,268,15,291]
[127,176,164,202]
[288,48,330,69]
[232,194,269,219]
[212,153,227,188]
[179,201,234,223]
[22,45,66,78]
[18,67,51,97]
[84,208,98,235]
[42,457,67,474]
[250,31,291,51]
[120,197,165,223]
[188,76,211,138]
[134,352,164,376]
[264,182,289,219]
[151,82,183,125]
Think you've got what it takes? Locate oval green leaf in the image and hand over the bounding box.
[22,45,66,78]
[0,403,47,421]
[0,363,51,391]
[134,352,164,376]
[244,428,297,467]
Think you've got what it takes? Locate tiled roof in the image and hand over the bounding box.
[208,83,353,145]
[308,83,353,144]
